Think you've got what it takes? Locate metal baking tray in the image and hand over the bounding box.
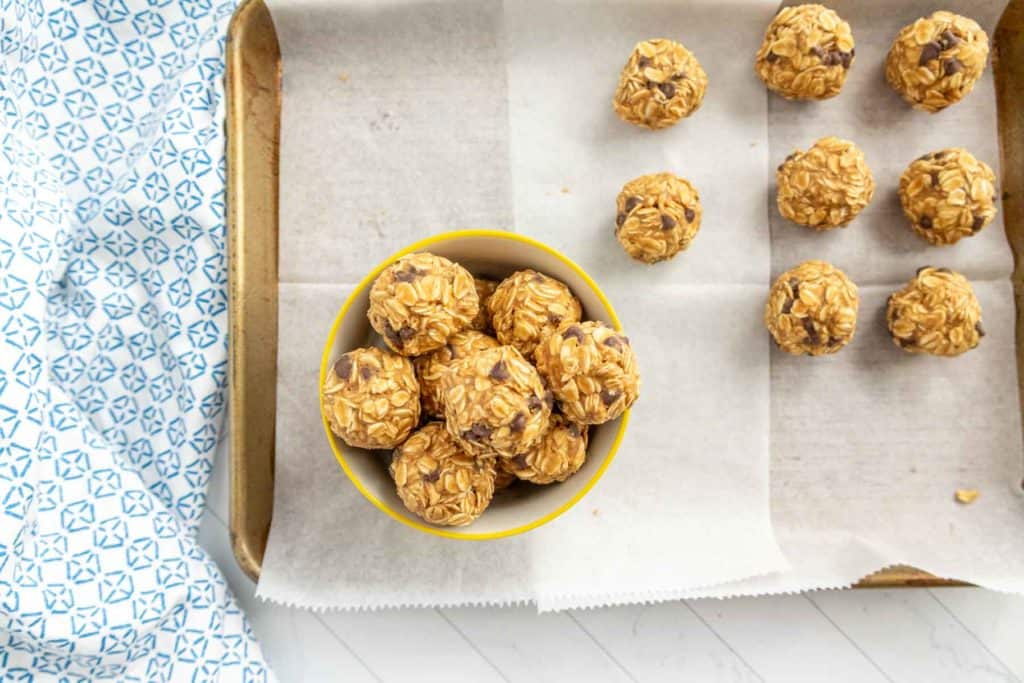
[226,0,1024,588]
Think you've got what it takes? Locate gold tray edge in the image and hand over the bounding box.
[227,0,281,584]
[225,0,1024,590]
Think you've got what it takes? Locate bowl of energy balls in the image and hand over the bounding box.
[319,230,640,539]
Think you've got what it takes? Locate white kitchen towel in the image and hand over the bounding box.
[0,1,272,679]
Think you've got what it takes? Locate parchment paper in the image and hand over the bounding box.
[257,0,1024,610]
[681,0,1024,599]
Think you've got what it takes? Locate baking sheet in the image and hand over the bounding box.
[256,0,1024,610]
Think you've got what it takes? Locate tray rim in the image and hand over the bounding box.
[226,0,1024,591]
[227,0,281,583]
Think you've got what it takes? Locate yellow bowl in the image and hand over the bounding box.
[319,230,630,539]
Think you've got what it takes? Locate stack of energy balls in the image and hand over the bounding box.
[610,5,995,358]
[321,253,640,527]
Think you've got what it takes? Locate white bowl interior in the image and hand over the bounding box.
[323,233,625,537]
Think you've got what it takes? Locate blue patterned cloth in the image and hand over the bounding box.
[0,1,272,679]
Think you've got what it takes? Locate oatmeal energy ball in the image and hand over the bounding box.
[899,148,997,246]
[755,4,855,100]
[534,321,640,425]
[413,329,500,418]
[390,423,496,527]
[887,267,983,357]
[615,172,702,264]
[488,270,582,358]
[501,414,589,485]
[765,261,859,356]
[322,347,420,450]
[886,11,989,113]
[613,38,708,130]
[367,252,478,356]
[777,137,875,229]
[468,278,498,333]
[440,345,552,459]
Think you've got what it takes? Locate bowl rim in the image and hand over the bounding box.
[319,229,631,540]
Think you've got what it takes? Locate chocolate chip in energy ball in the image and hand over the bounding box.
[600,388,620,406]
[656,82,676,99]
[510,412,526,433]
[684,207,695,223]
[463,422,493,443]
[918,42,941,65]
[624,196,643,213]
[660,214,676,230]
[394,266,422,283]
[383,322,404,349]
[527,394,543,412]
[333,354,353,380]
[802,318,820,345]
[562,325,585,342]
[972,214,985,232]
[360,366,374,380]
[820,49,847,67]
[944,58,964,75]
[489,361,510,381]
[976,321,986,337]
[919,216,933,230]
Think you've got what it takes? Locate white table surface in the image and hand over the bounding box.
[200,440,1024,683]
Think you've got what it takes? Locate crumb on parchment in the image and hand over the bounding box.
[954,489,979,504]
